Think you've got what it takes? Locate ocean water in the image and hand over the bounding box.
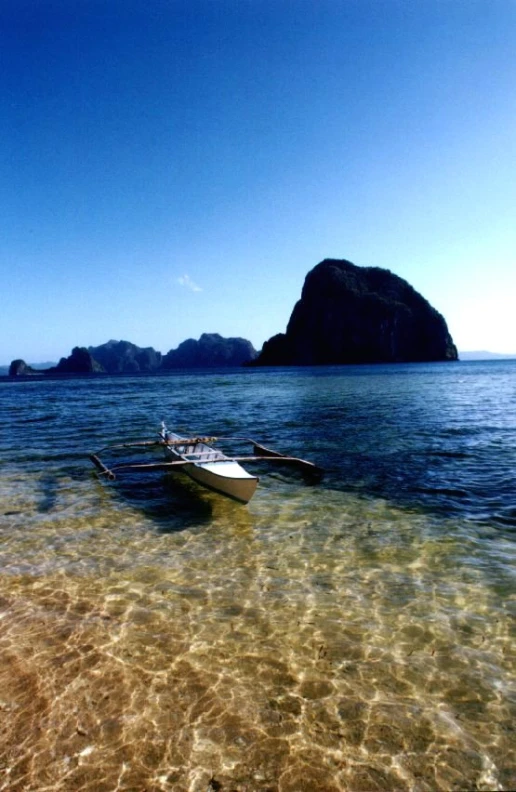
[0,361,515,792]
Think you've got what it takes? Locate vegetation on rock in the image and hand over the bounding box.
[8,335,257,375]
[8,359,40,376]
[162,333,257,368]
[51,347,105,374]
[88,340,162,373]
[7,260,458,373]
[255,259,458,365]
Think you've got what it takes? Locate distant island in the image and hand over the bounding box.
[8,334,258,376]
[253,259,457,365]
[0,362,55,376]
[6,258,466,374]
[457,351,516,361]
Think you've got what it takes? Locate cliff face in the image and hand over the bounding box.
[52,347,104,373]
[8,359,40,376]
[256,259,458,365]
[8,335,258,376]
[88,340,162,373]
[162,333,257,368]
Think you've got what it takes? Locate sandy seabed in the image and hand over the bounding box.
[1,471,515,791]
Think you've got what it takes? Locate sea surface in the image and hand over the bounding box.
[0,361,515,792]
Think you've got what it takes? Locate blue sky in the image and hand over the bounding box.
[1,0,515,363]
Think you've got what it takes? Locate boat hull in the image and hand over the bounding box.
[162,430,258,503]
[183,462,258,503]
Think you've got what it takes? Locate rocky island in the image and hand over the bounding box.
[162,333,257,369]
[53,347,105,374]
[8,335,257,375]
[8,360,42,376]
[7,259,458,374]
[88,340,162,373]
[254,259,457,365]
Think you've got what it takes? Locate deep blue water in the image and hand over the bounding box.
[2,359,515,528]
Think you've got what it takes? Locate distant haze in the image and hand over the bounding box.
[458,351,516,361]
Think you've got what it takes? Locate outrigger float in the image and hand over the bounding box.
[89,422,323,504]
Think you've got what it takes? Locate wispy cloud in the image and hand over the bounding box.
[177,274,202,292]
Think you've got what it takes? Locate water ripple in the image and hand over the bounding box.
[1,362,515,790]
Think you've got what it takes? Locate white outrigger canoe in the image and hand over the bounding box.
[159,425,258,503]
[90,423,322,504]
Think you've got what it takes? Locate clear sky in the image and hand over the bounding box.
[1,0,515,363]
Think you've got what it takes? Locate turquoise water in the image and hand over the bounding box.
[1,362,515,791]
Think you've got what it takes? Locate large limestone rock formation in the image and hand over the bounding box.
[255,259,458,365]
[162,333,257,368]
[88,340,162,373]
[52,347,105,374]
[8,359,40,376]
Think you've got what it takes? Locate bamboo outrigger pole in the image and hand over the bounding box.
[218,438,323,474]
[89,433,323,482]
[94,440,164,454]
[89,454,117,480]
[89,454,322,480]
[89,455,195,480]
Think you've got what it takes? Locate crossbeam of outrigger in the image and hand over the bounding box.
[89,427,323,503]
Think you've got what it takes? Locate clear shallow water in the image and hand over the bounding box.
[0,362,515,791]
